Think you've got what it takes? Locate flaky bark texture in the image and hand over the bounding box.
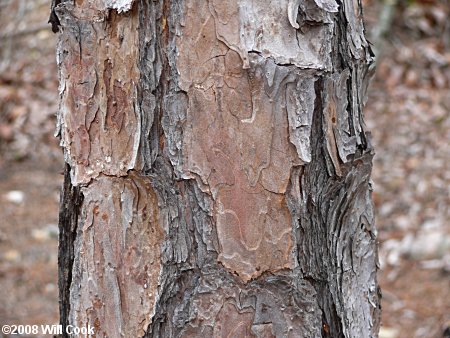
[54,0,380,337]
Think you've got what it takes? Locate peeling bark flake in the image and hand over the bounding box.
[56,3,140,185]
[205,0,333,70]
[105,0,135,13]
[314,0,339,12]
[177,8,309,280]
[69,173,164,337]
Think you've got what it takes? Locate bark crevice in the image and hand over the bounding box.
[58,164,83,337]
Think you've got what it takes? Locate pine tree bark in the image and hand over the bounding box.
[54,0,380,337]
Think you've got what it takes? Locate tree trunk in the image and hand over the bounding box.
[54,0,380,337]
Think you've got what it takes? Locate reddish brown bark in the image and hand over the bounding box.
[55,0,380,337]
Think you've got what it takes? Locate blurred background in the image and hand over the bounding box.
[0,0,448,337]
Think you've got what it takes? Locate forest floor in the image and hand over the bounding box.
[0,0,448,337]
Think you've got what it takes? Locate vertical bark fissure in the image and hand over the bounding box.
[291,3,380,330]
[58,164,83,336]
[137,1,209,335]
